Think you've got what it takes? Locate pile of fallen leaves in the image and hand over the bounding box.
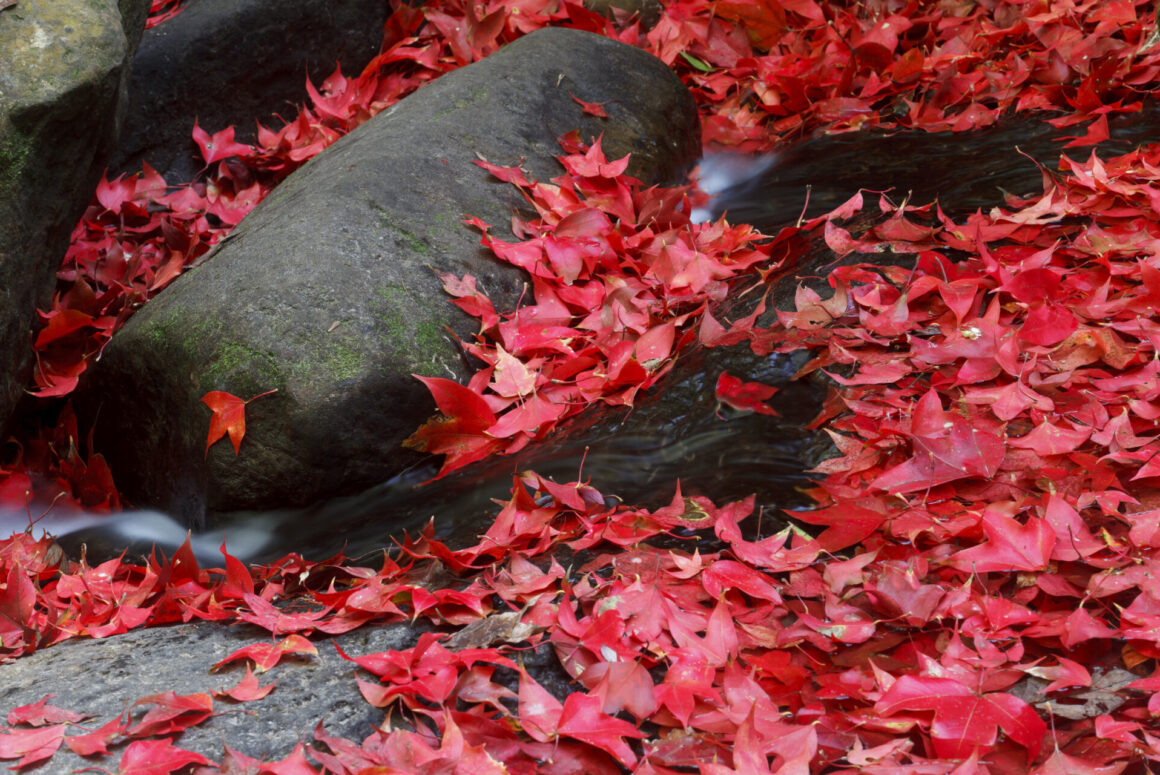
[403,137,776,476]
[5,0,1160,772]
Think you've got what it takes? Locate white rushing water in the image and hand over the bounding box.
[690,152,777,223]
[0,505,280,565]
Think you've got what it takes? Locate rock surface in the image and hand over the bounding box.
[0,0,149,438]
[108,0,388,183]
[0,613,579,772]
[0,619,404,771]
[81,27,700,526]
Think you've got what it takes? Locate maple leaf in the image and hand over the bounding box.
[1020,302,1078,346]
[580,659,658,719]
[127,691,213,737]
[7,695,85,726]
[556,691,646,767]
[215,665,277,702]
[1033,746,1128,774]
[0,724,66,769]
[192,121,253,166]
[211,634,318,673]
[404,375,502,476]
[65,715,128,757]
[875,675,1045,760]
[201,388,278,456]
[948,507,1055,573]
[571,92,612,117]
[80,737,213,775]
[1041,493,1103,560]
[486,392,567,439]
[1007,417,1091,455]
[791,499,886,552]
[489,344,537,398]
[654,648,719,728]
[715,0,788,49]
[715,371,779,416]
[516,668,564,744]
[0,563,38,653]
[234,592,327,634]
[1023,657,1091,694]
[871,390,1005,494]
[215,542,256,601]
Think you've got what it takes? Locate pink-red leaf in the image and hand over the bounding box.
[211,634,318,673]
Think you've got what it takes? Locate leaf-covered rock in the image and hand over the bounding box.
[0,616,425,769]
[80,27,699,525]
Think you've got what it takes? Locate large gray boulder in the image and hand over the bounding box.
[81,27,699,526]
[0,0,149,437]
[109,0,389,183]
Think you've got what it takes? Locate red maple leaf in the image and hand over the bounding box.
[948,508,1054,573]
[211,634,318,673]
[875,675,1045,760]
[200,388,277,456]
[127,691,213,737]
[191,121,253,166]
[571,93,612,118]
[404,375,502,476]
[7,695,86,726]
[714,371,779,416]
[65,715,128,757]
[89,738,213,775]
[214,665,277,702]
[871,390,1005,494]
[0,724,66,769]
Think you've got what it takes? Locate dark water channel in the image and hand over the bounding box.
[26,104,1160,565]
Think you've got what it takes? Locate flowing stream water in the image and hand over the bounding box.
[10,104,1160,565]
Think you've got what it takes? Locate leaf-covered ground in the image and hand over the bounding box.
[4,0,1160,771]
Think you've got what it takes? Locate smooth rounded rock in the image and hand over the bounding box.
[81,27,700,526]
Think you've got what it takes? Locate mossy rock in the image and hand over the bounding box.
[80,27,700,525]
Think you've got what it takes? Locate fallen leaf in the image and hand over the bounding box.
[571,93,612,118]
[215,665,277,702]
[212,634,318,673]
[7,695,86,726]
[201,388,277,456]
[0,725,65,769]
[715,371,779,416]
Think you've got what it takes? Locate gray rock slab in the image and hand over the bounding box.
[80,27,699,526]
[0,0,148,437]
[0,619,419,771]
